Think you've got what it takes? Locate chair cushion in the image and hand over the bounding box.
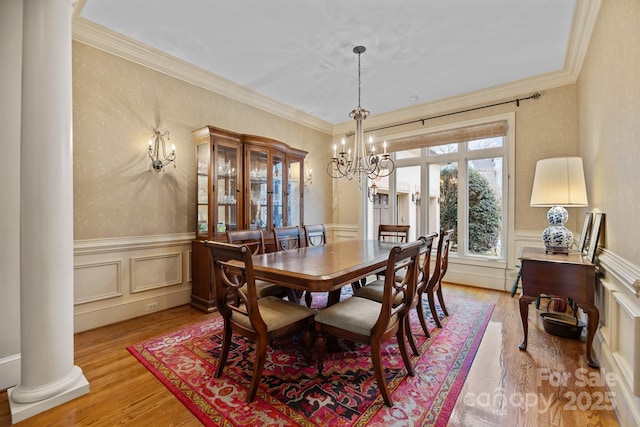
[231,296,314,332]
[240,281,286,298]
[315,296,397,336]
[353,280,404,305]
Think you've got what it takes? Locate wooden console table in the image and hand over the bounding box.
[518,246,599,368]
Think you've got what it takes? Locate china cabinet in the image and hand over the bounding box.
[190,125,307,312]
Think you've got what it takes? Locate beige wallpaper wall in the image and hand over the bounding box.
[332,84,580,232]
[577,0,640,261]
[72,42,332,240]
[73,39,586,242]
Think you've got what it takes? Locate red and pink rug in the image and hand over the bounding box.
[128,292,493,426]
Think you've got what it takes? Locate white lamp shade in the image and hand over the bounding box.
[530,157,588,207]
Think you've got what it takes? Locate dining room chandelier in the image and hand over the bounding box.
[148,127,176,172]
[326,46,394,182]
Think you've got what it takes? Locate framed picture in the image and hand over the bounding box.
[587,212,605,262]
[577,212,592,253]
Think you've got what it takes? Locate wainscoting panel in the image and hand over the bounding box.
[130,252,182,293]
[73,233,194,333]
[73,260,123,304]
[612,292,640,396]
[594,249,640,427]
[598,279,616,347]
[329,223,358,242]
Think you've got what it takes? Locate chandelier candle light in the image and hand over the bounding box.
[327,46,394,183]
[148,128,176,172]
[530,157,588,253]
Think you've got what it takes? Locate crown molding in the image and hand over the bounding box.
[564,0,602,78]
[71,18,333,135]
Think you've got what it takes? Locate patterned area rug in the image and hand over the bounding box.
[128,290,494,426]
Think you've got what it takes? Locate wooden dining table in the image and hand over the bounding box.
[250,239,397,304]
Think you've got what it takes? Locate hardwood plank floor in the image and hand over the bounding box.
[0,284,620,426]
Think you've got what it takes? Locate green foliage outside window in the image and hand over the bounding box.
[439,166,501,255]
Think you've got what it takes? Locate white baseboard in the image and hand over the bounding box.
[74,288,192,333]
[0,353,20,391]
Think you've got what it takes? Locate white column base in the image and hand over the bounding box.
[8,368,89,424]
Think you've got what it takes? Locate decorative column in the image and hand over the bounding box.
[8,0,89,423]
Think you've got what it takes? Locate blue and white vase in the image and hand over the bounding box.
[547,206,569,226]
[542,206,572,250]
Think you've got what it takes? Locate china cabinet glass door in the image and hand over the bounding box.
[272,153,285,228]
[215,143,239,233]
[248,147,269,230]
[287,158,301,226]
[196,142,210,239]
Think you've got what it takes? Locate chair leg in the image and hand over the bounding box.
[371,340,393,407]
[247,338,267,402]
[416,298,431,337]
[215,323,232,378]
[302,325,313,364]
[405,315,420,356]
[396,326,415,377]
[315,332,327,376]
[428,289,443,328]
[436,284,448,317]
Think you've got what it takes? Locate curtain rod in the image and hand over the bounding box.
[346,92,541,137]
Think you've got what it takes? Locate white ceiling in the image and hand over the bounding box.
[76,0,578,126]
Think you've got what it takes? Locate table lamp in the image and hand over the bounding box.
[530,157,588,253]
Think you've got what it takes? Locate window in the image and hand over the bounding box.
[434,146,504,257]
[366,116,511,262]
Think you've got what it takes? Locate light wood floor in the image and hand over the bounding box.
[1,284,620,426]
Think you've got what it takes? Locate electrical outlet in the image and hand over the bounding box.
[146,302,159,312]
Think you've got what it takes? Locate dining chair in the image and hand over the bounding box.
[314,239,423,407]
[353,233,437,355]
[273,226,307,304]
[426,229,454,328]
[204,240,315,403]
[378,224,410,243]
[301,224,327,307]
[273,226,303,251]
[226,229,286,299]
[303,224,327,247]
[351,224,412,292]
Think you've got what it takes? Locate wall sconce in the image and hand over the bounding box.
[411,188,421,206]
[367,182,378,202]
[530,157,588,253]
[304,160,312,186]
[148,128,176,172]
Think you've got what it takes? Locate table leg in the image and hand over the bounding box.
[580,305,600,368]
[518,295,536,351]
